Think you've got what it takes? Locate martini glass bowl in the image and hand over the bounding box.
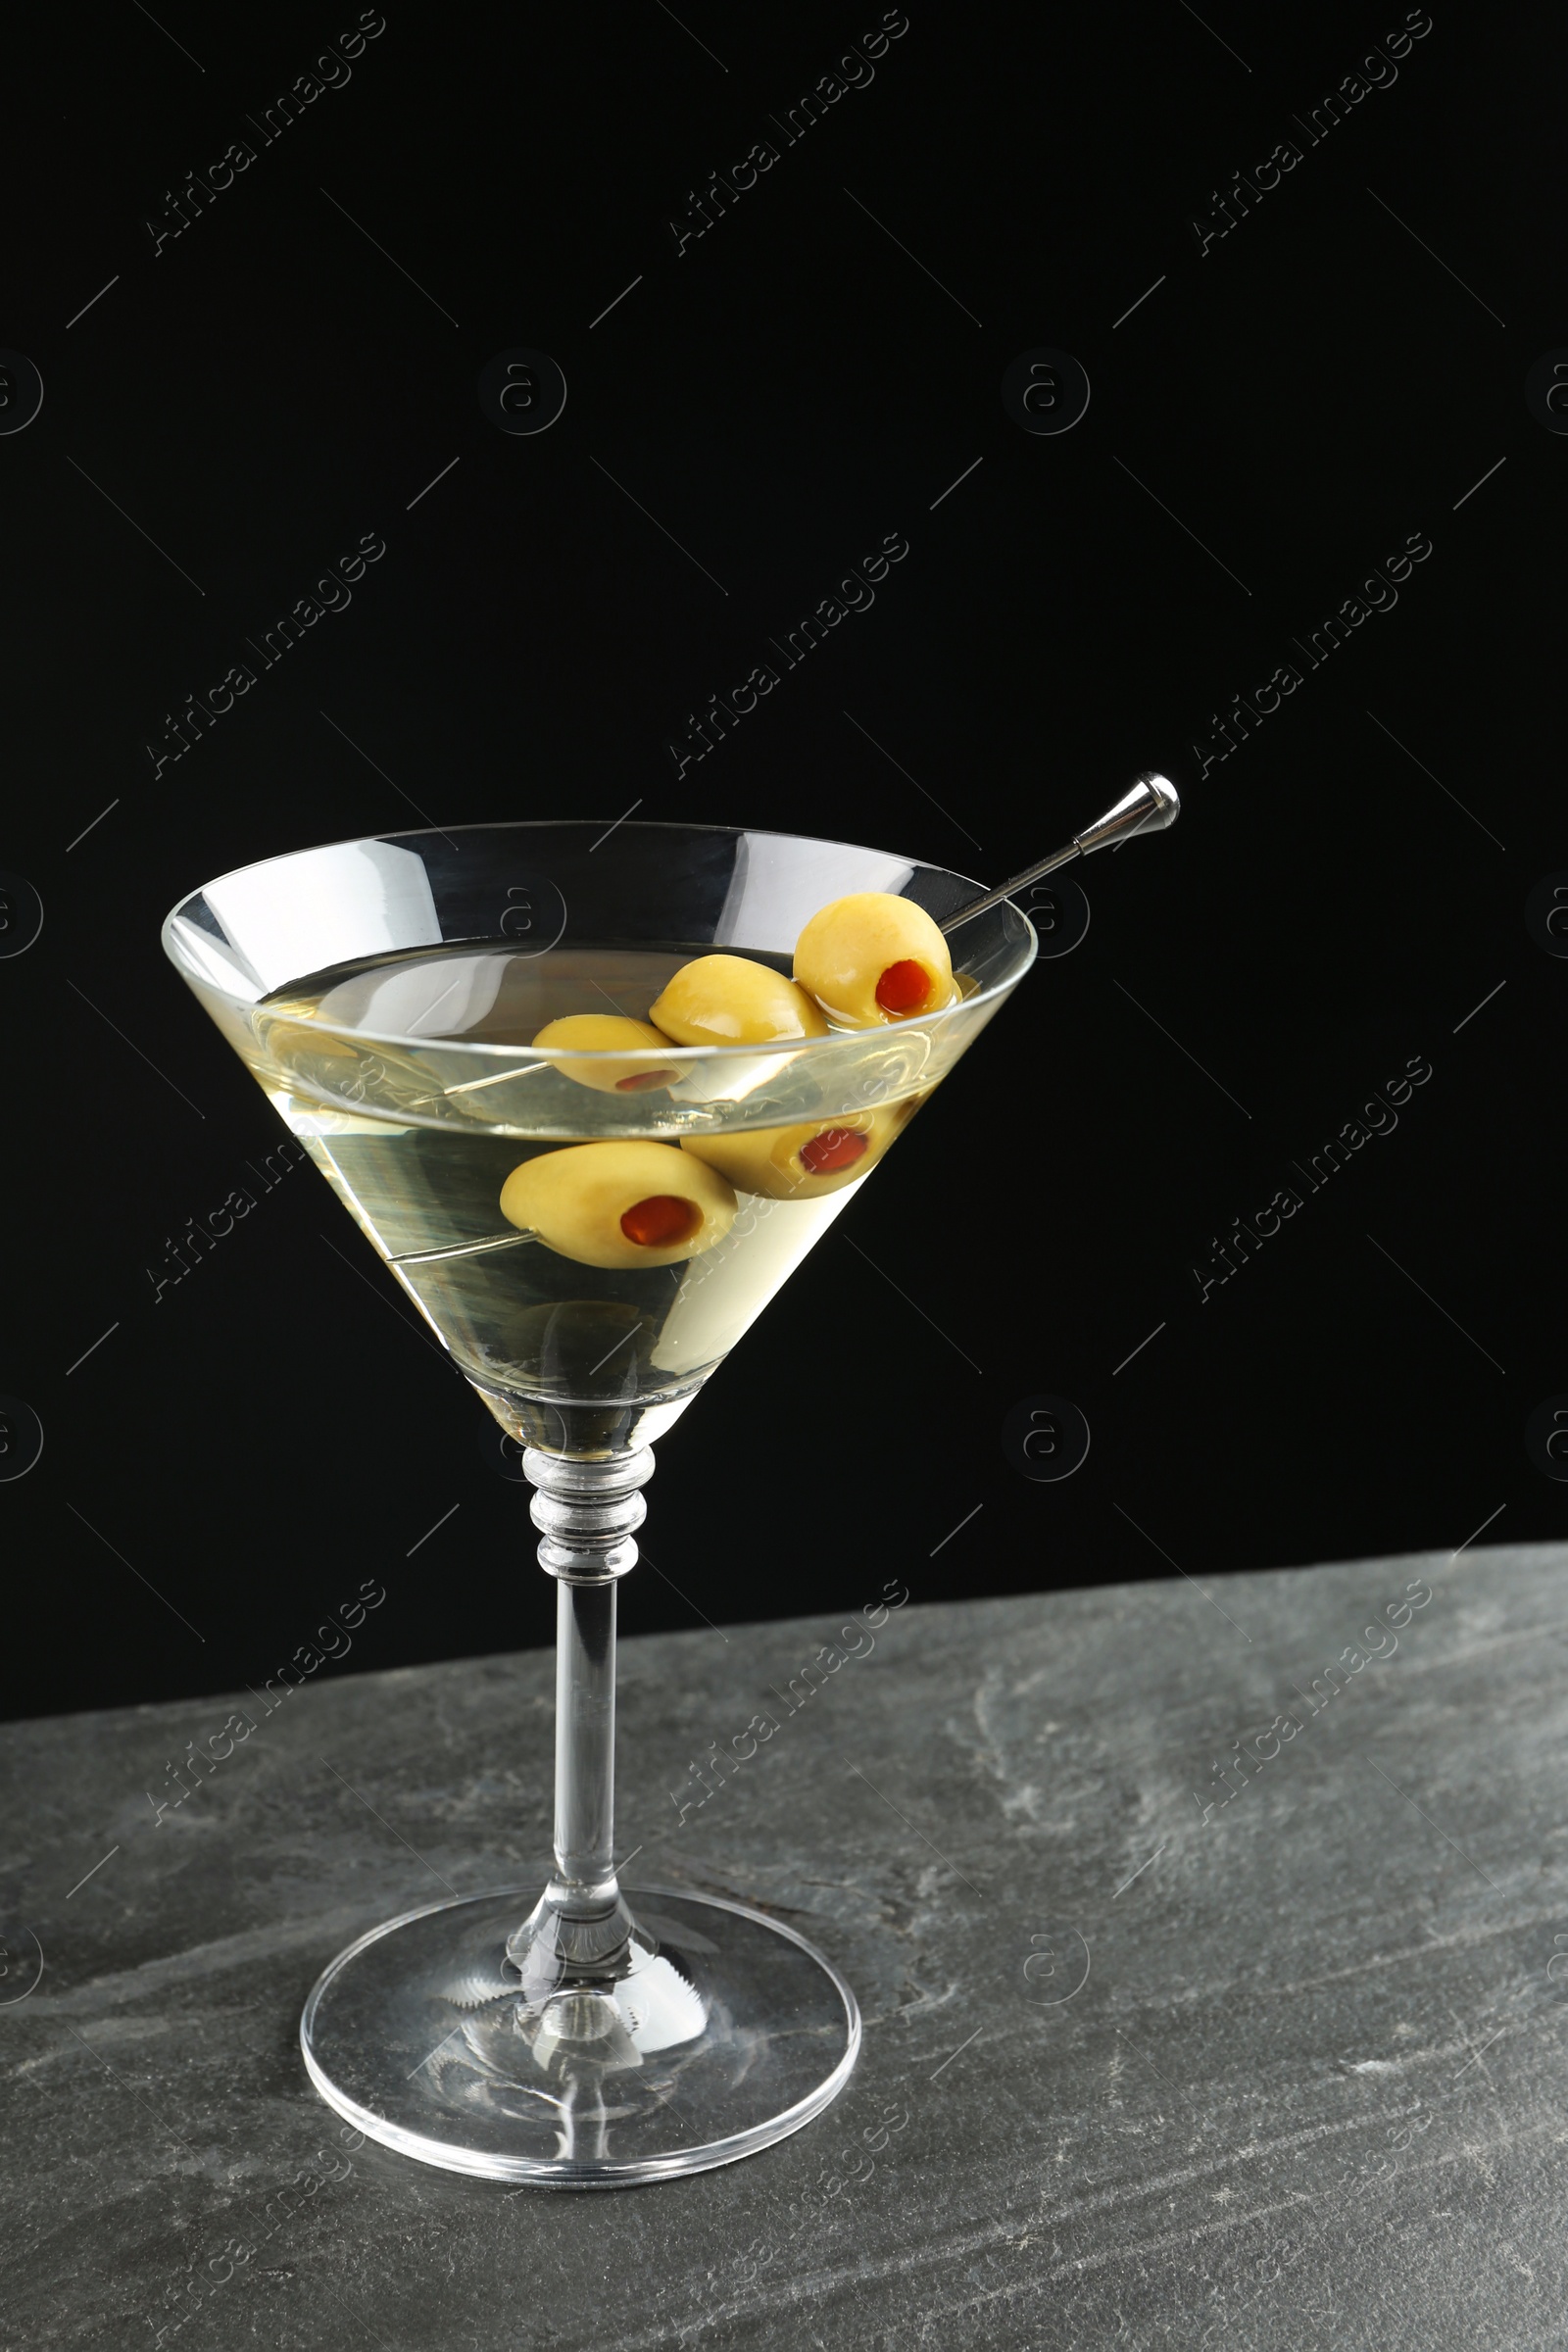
[163,820,1037,2184]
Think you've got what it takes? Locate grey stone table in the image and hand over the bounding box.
[4,1542,1567,2349]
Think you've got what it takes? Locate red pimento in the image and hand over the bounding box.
[875,958,932,1015]
[799,1127,869,1176]
[620,1195,701,1248]
[614,1069,677,1092]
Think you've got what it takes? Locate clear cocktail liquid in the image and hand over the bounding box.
[251,944,928,1454]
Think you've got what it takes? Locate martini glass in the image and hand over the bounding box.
[163,820,1037,2184]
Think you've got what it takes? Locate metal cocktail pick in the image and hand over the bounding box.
[938,770,1181,934]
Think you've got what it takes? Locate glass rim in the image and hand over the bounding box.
[162,816,1039,1061]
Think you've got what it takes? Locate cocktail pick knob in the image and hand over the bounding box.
[938,771,1181,934]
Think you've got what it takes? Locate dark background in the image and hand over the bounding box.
[2,0,1559,1721]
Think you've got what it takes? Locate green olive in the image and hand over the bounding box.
[532,1014,680,1095]
[681,1105,906,1200]
[499,1140,736,1269]
[793,893,956,1026]
[648,955,829,1047]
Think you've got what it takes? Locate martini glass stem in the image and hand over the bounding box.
[507,1446,655,1987]
[554,1577,617,1897]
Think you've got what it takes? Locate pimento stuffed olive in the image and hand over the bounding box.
[680,1105,906,1200]
[499,1140,736,1269]
[648,954,828,1047]
[532,1014,680,1095]
[793,893,955,1026]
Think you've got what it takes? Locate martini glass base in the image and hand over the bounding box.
[300,1885,860,2186]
